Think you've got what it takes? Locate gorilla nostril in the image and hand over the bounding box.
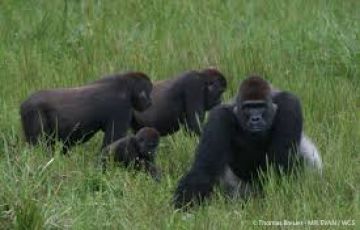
[251,116,261,123]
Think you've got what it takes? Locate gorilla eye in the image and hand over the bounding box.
[139,91,147,98]
[242,101,266,109]
[138,137,145,142]
[206,82,214,89]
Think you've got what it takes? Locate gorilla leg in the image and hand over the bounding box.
[173,106,236,208]
[102,120,129,148]
[21,109,48,145]
[219,134,322,201]
[219,166,258,200]
[299,134,323,172]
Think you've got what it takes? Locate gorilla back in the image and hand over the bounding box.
[20,72,153,152]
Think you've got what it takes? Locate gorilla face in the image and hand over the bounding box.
[137,137,159,161]
[205,78,227,110]
[133,85,152,112]
[135,127,160,161]
[235,99,277,134]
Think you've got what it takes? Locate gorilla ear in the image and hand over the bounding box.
[139,90,147,98]
[233,106,238,114]
[272,103,278,112]
[207,83,215,92]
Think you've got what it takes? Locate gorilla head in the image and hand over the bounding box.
[130,72,153,111]
[234,76,277,135]
[135,127,160,162]
[200,68,227,110]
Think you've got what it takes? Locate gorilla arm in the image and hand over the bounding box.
[101,110,132,148]
[183,77,206,135]
[173,106,236,209]
[138,160,162,182]
[268,92,303,173]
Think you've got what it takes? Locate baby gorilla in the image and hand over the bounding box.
[100,127,161,181]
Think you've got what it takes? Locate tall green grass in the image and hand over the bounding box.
[0,0,359,229]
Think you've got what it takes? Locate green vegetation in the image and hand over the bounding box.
[0,0,359,229]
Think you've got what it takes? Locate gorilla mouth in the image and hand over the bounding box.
[142,102,152,110]
[249,126,265,132]
[136,101,152,112]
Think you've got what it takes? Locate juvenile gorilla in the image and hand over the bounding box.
[173,75,315,208]
[101,127,161,181]
[20,72,153,152]
[132,68,227,136]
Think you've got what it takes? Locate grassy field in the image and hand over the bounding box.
[0,0,359,229]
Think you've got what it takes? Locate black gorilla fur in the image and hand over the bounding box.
[132,68,227,136]
[173,76,303,208]
[101,127,161,181]
[20,72,153,152]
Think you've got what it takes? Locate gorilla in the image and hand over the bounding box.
[173,75,322,208]
[132,68,227,136]
[100,127,161,181]
[20,72,153,152]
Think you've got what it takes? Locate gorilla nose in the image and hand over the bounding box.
[145,101,152,108]
[250,115,261,123]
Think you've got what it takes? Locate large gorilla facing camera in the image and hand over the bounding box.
[173,75,321,209]
[234,77,278,135]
